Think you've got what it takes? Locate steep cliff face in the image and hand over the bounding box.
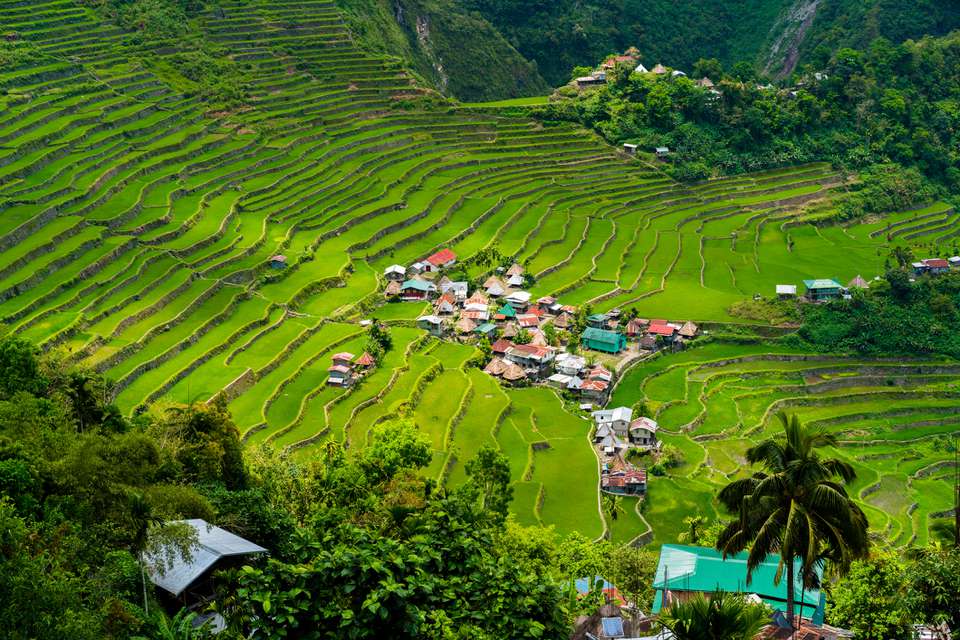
[334,0,548,102]
[761,0,821,78]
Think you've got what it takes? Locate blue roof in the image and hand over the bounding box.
[601,617,625,638]
[573,576,615,594]
[651,544,824,620]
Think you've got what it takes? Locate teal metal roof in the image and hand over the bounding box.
[802,279,842,290]
[582,327,623,344]
[475,323,497,334]
[401,279,434,292]
[651,544,823,620]
[497,303,516,317]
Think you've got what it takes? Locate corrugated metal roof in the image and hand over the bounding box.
[146,519,267,597]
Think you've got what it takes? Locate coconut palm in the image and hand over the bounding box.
[603,493,625,523]
[716,412,869,624]
[659,591,769,640]
[678,515,708,544]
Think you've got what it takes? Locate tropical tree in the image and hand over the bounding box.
[716,412,869,624]
[678,515,708,544]
[602,493,625,535]
[659,591,769,640]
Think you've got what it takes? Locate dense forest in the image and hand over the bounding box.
[535,32,960,202]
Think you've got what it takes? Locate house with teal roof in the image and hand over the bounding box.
[581,327,626,353]
[651,544,825,623]
[802,279,843,301]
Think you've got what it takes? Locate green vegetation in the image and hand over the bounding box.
[540,32,960,196]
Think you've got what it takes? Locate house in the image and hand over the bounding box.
[502,362,527,384]
[484,357,508,377]
[803,279,843,301]
[434,292,456,315]
[529,328,549,347]
[145,519,267,600]
[555,352,586,376]
[547,373,573,389]
[640,334,658,350]
[579,378,609,403]
[269,254,287,269]
[495,303,517,321]
[592,407,633,437]
[455,317,477,334]
[461,309,490,322]
[651,544,826,622]
[504,344,555,377]
[635,63,649,73]
[425,248,456,270]
[475,322,497,338]
[485,276,507,297]
[383,264,406,281]
[327,364,354,387]
[576,75,606,89]
[440,280,469,300]
[384,280,402,298]
[847,274,869,289]
[587,313,609,329]
[625,318,648,337]
[491,338,513,355]
[678,321,699,339]
[587,365,612,382]
[536,295,556,310]
[949,256,960,268]
[408,261,429,275]
[696,76,715,88]
[517,314,539,329]
[506,263,524,277]
[655,146,670,160]
[501,322,519,339]
[466,291,489,306]
[505,290,532,311]
[332,352,355,368]
[623,143,638,155]
[416,314,445,337]
[629,417,659,448]
[597,432,628,456]
[582,327,627,353]
[915,258,950,275]
[651,63,668,74]
[602,468,647,496]
[400,279,436,301]
[776,284,797,298]
[506,273,524,287]
[355,352,375,370]
[552,311,573,329]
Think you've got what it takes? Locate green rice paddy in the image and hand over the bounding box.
[2,0,957,540]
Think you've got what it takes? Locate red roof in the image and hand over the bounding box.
[924,258,949,268]
[270,254,287,262]
[333,352,355,361]
[491,339,513,354]
[510,344,552,358]
[580,379,608,391]
[355,352,375,366]
[517,314,539,328]
[648,323,676,336]
[527,306,545,317]
[602,469,646,487]
[328,365,352,374]
[426,248,456,266]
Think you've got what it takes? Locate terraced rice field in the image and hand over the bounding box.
[2,0,956,538]
[612,342,960,546]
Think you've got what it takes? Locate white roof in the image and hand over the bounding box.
[417,315,442,325]
[631,416,659,432]
[635,63,648,73]
[949,256,960,263]
[776,284,797,294]
[384,264,406,275]
[548,373,572,384]
[506,291,531,304]
[507,274,524,287]
[464,302,489,312]
[623,143,638,149]
[556,352,586,367]
[442,281,468,295]
[411,261,428,269]
[486,283,505,296]
[146,519,266,596]
[592,406,633,424]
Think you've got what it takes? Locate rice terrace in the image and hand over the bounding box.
[2,0,960,550]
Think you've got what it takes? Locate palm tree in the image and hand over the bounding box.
[659,591,769,640]
[716,412,869,624]
[678,515,708,544]
[603,493,625,536]
[128,492,163,615]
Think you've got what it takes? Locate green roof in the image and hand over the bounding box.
[802,279,842,290]
[651,544,824,621]
[587,313,608,322]
[497,303,516,317]
[475,323,497,334]
[401,279,434,292]
[581,327,623,344]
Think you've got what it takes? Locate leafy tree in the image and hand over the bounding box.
[716,412,869,623]
[678,514,708,544]
[659,591,770,640]
[827,550,915,639]
[0,337,46,398]
[602,492,625,525]
[909,545,960,633]
[463,445,513,521]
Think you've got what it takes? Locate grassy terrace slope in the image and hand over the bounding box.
[1,0,953,539]
[612,341,960,547]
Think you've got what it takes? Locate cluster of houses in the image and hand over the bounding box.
[778,259,960,303]
[326,351,375,387]
[590,406,659,496]
[912,256,960,275]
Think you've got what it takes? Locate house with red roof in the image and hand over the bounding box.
[490,338,513,355]
[504,343,555,378]
[601,468,647,496]
[425,248,456,270]
[355,352,375,369]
